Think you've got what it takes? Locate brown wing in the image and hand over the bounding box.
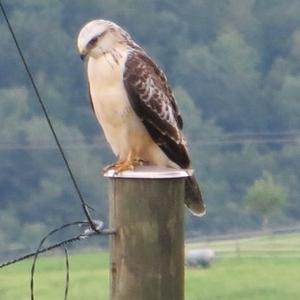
[123,50,190,168]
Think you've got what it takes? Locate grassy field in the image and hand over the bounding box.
[1,234,300,300]
[187,232,300,257]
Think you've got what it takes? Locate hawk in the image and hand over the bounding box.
[77,19,205,216]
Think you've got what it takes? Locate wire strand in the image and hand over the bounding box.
[63,246,70,300]
[0,223,115,270]
[0,1,98,231]
[27,221,115,300]
[30,222,83,300]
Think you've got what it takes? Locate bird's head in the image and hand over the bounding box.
[77,19,130,61]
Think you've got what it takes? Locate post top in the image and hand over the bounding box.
[103,165,193,179]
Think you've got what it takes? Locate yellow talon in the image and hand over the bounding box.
[102,152,144,174]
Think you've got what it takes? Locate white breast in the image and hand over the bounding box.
[87,50,129,157]
[87,49,177,168]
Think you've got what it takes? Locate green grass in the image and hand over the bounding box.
[186,257,300,300]
[0,251,110,300]
[1,234,300,300]
[187,232,300,257]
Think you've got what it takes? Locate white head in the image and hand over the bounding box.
[77,19,133,60]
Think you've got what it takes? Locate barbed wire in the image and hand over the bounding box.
[63,246,69,300]
[0,0,99,232]
[0,130,299,151]
[0,220,116,300]
[0,2,116,300]
[0,135,299,151]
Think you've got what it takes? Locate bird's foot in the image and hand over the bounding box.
[102,158,144,174]
[102,161,124,174]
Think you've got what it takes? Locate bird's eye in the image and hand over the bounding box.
[89,37,98,47]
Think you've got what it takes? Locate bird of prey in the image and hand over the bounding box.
[77,19,205,216]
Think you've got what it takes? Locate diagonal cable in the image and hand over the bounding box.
[0,1,98,231]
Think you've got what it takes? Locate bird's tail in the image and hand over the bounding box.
[185,175,206,216]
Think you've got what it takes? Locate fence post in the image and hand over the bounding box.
[105,166,188,300]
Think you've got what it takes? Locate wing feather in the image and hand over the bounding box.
[123,50,190,168]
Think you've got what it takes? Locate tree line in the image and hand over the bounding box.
[0,0,299,253]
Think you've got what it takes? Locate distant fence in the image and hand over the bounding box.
[186,225,300,258]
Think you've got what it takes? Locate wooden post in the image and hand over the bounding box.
[105,166,188,300]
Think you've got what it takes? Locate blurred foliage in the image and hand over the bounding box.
[0,0,300,253]
[246,172,287,229]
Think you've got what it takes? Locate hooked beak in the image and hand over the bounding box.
[80,53,87,61]
[79,47,88,61]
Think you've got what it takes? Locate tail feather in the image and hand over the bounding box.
[185,175,206,216]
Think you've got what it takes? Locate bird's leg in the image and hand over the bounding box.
[103,152,145,174]
[102,159,125,173]
[102,160,121,174]
[113,151,137,173]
